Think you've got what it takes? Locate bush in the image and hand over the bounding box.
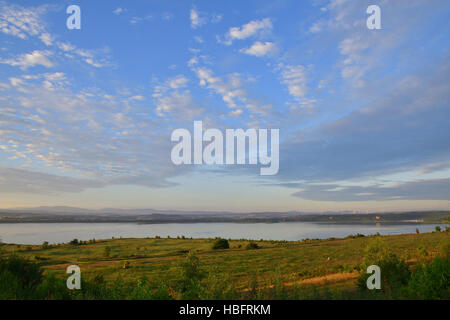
[407,257,449,300]
[363,238,388,267]
[180,251,206,299]
[357,254,411,298]
[69,239,79,246]
[212,238,229,250]
[246,242,260,250]
[0,255,44,299]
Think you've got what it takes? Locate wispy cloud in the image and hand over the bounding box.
[1,50,54,70]
[220,18,272,45]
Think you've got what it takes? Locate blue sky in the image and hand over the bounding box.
[0,0,449,212]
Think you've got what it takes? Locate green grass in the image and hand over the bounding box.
[2,231,448,293]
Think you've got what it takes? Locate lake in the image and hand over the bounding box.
[0,222,448,245]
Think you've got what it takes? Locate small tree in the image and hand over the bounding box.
[181,251,206,299]
[435,226,441,232]
[42,241,49,249]
[69,239,79,246]
[363,238,388,267]
[212,238,229,250]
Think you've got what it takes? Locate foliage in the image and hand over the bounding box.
[212,238,229,250]
[0,255,44,299]
[245,242,260,250]
[407,257,449,300]
[180,251,206,299]
[362,238,388,267]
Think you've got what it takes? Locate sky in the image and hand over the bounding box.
[0,0,449,212]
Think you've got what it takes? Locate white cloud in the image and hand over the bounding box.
[194,68,247,110]
[240,41,275,57]
[57,42,76,52]
[188,57,199,67]
[129,15,152,25]
[153,75,203,120]
[113,7,124,15]
[58,44,111,68]
[222,18,272,45]
[39,33,53,46]
[168,75,189,89]
[280,64,308,98]
[230,109,243,117]
[276,64,316,110]
[190,8,222,29]
[1,75,182,189]
[194,36,204,44]
[0,2,53,46]
[309,21,324,33]
[190,8,206,29]
[1,50,54,70]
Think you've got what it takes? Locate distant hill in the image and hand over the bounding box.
[0,207,448,224]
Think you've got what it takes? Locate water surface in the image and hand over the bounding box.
[0,222,447,245]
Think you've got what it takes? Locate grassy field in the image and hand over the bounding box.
[1,230,448,295]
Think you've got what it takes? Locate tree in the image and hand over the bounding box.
[69,239,79,246]
[180,251,206,299]
[435,226,441,232]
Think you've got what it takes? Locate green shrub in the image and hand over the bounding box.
[407,257,449,300]
[0,255,44,299]
[180,251,206,299]
[357,254,411,298]
[363,238,388,267]
[245,242,260,250]
[212,238,229,250]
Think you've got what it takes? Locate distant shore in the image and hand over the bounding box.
[0,210,448,225]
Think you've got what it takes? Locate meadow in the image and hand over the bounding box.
[0,230,448,299]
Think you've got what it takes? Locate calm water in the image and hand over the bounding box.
[0,222,448,245]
